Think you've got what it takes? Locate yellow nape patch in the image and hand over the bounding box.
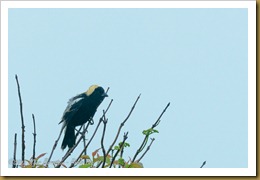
[86,85,99,96]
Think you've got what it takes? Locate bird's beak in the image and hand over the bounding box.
[102,92,108,97]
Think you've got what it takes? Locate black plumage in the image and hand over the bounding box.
[59,85,108,150]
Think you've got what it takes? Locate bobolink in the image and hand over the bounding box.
[59,85,108,150]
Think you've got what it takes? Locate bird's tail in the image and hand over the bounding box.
[61,125,75,150]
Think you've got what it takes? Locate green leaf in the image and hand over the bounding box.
[118,142,130,148]
[118,158,125,166]
[142,129,149,135]
[153,129,159,133]
[128,162,144,168]
[93,156,110,165]
[79,163,92,168]
[24,164,33,168]
[105,156,111,164]
[114,145,119,150]
[123,142,130,148]
[81,155,90,160]
[36,165,46,168]
[93,157,102,163]
[142,128,159,136]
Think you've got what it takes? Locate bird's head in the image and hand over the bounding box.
[85,85,108,101]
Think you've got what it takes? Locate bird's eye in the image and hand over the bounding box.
[99,89,105,94]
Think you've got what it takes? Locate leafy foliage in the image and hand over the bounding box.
[21,153,47,168]
[78,147,143,168]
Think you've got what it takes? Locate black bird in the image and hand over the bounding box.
[59,85,108,150]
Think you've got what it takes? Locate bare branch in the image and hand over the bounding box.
[132,102,170,162]
[46,125,65,167]
[15,74,25,164]
[152,102,170,129]
[200,161,206,168]
[96,94,140,168]
[32,114,37,167]
[136,138,155,163]
[74,123,91,165]
[106,95,140,158]
[101,110,108,168]
[82,124,87,164]
[12,133,17,168]
[105,87,110,94]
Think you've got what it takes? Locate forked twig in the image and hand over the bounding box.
[101,110,108,168]
[132,102,170,162]
[105,95,140,161]
[136,138,155,163]
[96,94,140,168]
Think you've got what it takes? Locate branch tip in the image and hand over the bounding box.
[106,87,110,93]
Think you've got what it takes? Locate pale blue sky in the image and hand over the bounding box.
[8,8,248,168]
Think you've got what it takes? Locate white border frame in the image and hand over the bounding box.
[1,1,256,176]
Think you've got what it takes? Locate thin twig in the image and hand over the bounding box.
[65,99,113,168]
[132,102,170,162]
[105,87,110,94]
[200,161,206,168]
[32,114,37,167]
[118,144,126,168]
[15,74,25,164]
[12,133,17,168]
[109,132,128,168]
[46,125,65,167]
[96,95,140,168]
[82,124,87,164]
[120,146,124,159]
[101,110,108,168]
[152,102,171,129]
[136,138,155,163]
[75,125,84,139]
[134,134,149,159]
[105,95,140,161]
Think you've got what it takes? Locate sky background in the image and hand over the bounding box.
[8,8,248,168]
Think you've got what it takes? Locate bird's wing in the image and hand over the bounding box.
[59,93,86,124]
